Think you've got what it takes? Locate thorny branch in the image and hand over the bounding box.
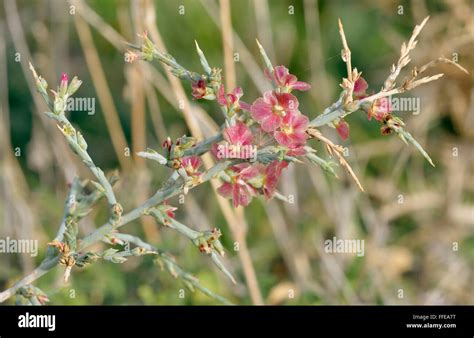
[0,16,468,305]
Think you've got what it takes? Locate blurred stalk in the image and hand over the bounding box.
[219,0,236,90]
[253,0,275,61]
[144,85,167,143]
[0,19,35,274]
[129,0,160,242]
[200,0,270,93]
[4,0,79,182]
[73,14,132,171]
[265,201,324,297]
[303,0,332,106]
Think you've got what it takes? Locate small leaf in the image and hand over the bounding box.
[195,40,212,75]
[256,39,274,74]
[137,148,168,165]
[397,128,435,167]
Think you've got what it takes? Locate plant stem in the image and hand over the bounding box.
[114,233,233,305]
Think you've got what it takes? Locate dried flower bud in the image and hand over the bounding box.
[110,203,123,225]
[125,50,140,63]
[131,247,147,256]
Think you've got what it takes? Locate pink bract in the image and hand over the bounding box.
[262,160,288,199]
[223,121,253,146]
[353,77,368,98]
[273,111,309,148]
[181,155,201,176]
[191,79,207,100]
[265,65,311,92]
[251,90,299,132]
[368,97,392,122]
[336,120,350,141]
[217,163,259,207]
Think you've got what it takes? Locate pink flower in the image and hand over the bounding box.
[368,97,392,122]
[273,111,309,148]
[60,73,68,95]
[217,85,251,111]
[191,79,207,100]
[353,77,368,99]
[61,73,68,84]
[262,161,288,199]
[223,121,253,146]
[217,163,259,207]
[162,201,177,219]
[251,91,299,132]
[37,294,50,305]
[335,119,350,141]
[181,155,201,176]
[213,122,254,160]
[265,65,311,92]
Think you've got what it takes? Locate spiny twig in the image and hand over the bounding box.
[383,16,430,91]
[307,128,364,192]
[29,63,123,228]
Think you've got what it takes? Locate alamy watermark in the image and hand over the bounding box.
[18,312,55,332]
[64,97,95,115]
[324,236,365,257]
[388,95,421,115]
[216,143,257,162]
[0,237,38,257]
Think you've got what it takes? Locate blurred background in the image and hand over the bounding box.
[0,0,472,305]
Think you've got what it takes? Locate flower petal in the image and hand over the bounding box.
[289,131,307,145]
[217,84,227,106]
[239,101,251,111]
[277,93,299,112]
[233,87,243,99]
[292,81,311,91]
[354,77,368,96]
[263,90,278,105]
[274,131,292,147]
[250,97,272,122]
[223,121,253,145]
[292,114,309,131]
[217,182,233,198]
[261,114,281,132]
[336,120,350,141]
[274,65,289,85]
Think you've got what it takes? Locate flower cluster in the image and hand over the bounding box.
[213,121,256,161]
[352,77,392,123]
[334,76,394,141]
[216,160,288,207]
[212,66,310,207]
[250,66,310,154]
[217,85,251,114]
[353,77,397,137]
